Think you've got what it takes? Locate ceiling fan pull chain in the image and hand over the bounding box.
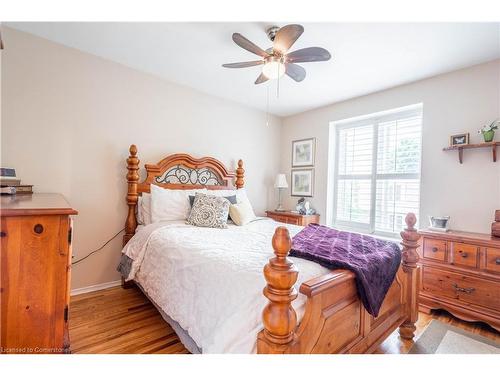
[266,84,270,127]
[277,71,280,99]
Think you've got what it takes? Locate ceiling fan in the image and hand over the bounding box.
[222,24,331,84]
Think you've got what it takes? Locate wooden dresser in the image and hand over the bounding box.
[418,229,500,332]
[0,194,77,353]
[266,210,320,226]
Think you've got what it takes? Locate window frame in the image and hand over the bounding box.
[331,105,423,238]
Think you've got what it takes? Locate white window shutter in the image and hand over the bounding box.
[334,106,422,236]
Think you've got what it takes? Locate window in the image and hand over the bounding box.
[332,105,422,237]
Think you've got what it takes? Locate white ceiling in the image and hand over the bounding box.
[5,22,500,117]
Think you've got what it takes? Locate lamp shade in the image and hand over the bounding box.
[274,174,288,189]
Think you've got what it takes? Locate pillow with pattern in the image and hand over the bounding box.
[187,192,230,229]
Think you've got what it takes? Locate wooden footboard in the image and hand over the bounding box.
[257,213,421,354]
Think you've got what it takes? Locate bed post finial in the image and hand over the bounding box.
[257,227,299,354]
[399,212,420,340]
[124,144,140,247]
[235,159,244,189]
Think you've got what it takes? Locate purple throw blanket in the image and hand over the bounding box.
[291,224,401,317]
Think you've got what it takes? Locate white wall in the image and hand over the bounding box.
[2,26,499,292]
[281,60,500,233]
[1,27,282,290]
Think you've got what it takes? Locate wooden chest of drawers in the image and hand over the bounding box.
[418,229,500,332]
[1,194,77,353]
[265,210,320,226]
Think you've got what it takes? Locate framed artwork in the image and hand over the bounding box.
[450,133,469,146]
[292,138,315,167]
[291,169,314,197]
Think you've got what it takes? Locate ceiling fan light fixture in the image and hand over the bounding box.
[262,57,285,80]
[223,24,331,84]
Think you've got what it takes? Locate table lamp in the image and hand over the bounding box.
[274,174,288,212]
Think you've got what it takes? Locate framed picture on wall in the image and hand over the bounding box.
[291,169,314,197]
[292,138,315,167]
[450,133,469,146]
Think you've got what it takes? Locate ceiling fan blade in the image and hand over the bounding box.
[286,47,331,63]
[254,73,269,85]
[273,24,304,54]
[232,33,269,58]
[285,63,306,82]
[222,60,264,68]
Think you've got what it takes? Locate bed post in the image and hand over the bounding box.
[124,144,140,245]
[122,144,140,288]
[399,213,421,340]
[235,159,244,189]
[257,227,299,354]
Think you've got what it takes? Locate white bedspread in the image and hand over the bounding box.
[122,218,330,353]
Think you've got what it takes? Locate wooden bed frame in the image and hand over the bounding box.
[123,145,421,354]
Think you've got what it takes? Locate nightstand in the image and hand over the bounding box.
[265,210,320,226]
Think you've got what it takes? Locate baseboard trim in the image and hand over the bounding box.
[71,280,122,296]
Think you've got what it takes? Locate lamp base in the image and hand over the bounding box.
[275,188,286,212]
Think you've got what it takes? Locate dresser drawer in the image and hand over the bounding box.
[450,242,479,268]
[271,216,287,224]
[484,247,500,274]
[421,267,500,311]
[422,238,447,262]
[286,217,301,225]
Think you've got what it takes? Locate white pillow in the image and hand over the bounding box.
[137,193,152,226]
[235,188,251,206]
[229,201,257,226]
[150,184,206,222]
[204,189,236,197]
[137,196,144,224]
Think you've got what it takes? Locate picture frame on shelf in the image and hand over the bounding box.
[292,138,315,167]
[291,169,314,197]
[450,133,469,146]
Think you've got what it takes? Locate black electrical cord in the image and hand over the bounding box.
[72,228,125,265]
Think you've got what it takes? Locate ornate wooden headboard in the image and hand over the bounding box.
[123,144,244,245]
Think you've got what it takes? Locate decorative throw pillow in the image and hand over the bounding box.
[229,200,257,226]
[187,192,230,229]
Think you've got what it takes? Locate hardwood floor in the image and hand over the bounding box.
[69,286,189,354]
[69,286,499,354]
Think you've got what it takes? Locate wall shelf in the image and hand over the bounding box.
[443,141,499,164]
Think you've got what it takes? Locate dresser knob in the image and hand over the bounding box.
[431,247,438,252]
[0,232,6,238]
[460,252,468,258]
[33,224,44,234]
[496,258,500,265]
